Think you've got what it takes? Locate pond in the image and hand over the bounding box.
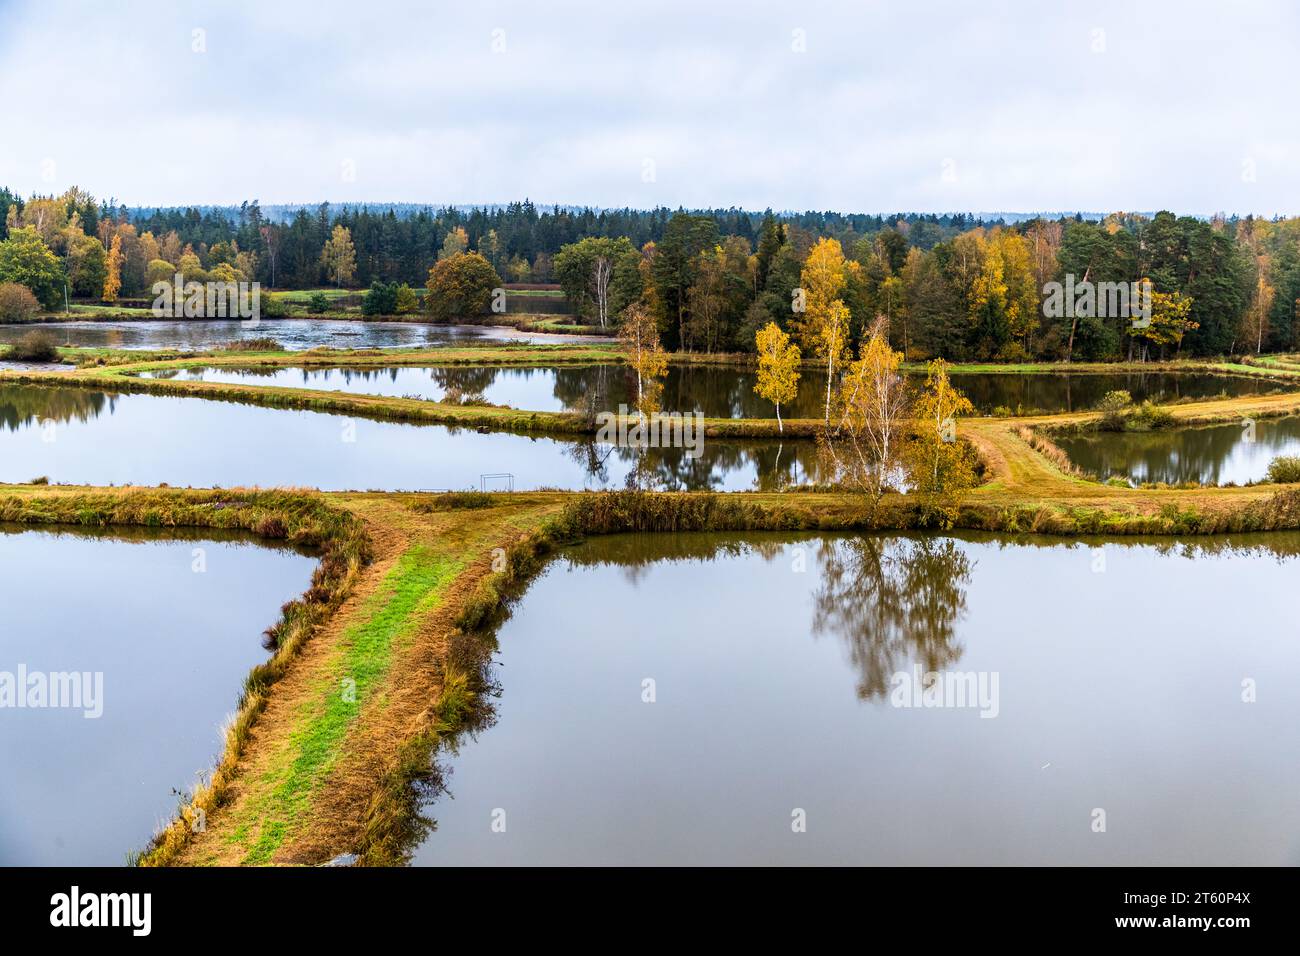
[0,319,588,352]
[1054,416,1300,485]
[0,384,819,492]
[137,364,1279,418]
[410,531,1300,866]
[0,525,318,865]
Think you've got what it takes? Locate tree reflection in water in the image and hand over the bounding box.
[0,385,112,431]
[811,536,974,700]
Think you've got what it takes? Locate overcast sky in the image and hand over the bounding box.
[1,0,1296,214]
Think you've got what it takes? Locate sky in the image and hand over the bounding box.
[1,0,1297,215]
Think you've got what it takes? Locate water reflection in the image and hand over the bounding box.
[137,364,1283,417]
[0,384,112,431]
[0,384,822,491]
[812,537,973,699]
[410,530,1300,866]
[1056,416,1300,485]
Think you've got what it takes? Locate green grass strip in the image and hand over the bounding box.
[243,543,461,864]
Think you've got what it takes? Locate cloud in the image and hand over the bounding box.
[0,0,1295,213]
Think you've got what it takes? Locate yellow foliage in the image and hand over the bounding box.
[753,322,800,430]
[102,234,122,303]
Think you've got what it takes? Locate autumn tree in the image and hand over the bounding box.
[1129,282,1196,360]
[425,251,501,321]
[798,237,856,422]
[101,234,123,302]
[619,302,669,417]
[320,225,357,287]
[754,321,800,432]
[968,228,1038,359]
[0,282,41,322]
[819,317,913,508]
[438,226,469,261]
[0,227,64,310]
[906,358,977,521]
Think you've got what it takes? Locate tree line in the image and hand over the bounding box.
[2,185,1298,362]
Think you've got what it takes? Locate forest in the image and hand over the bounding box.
[1,185,1295,362]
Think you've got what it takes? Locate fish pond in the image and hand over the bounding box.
[136,364,1278,417]
[0,525,317,865]
[1055,416,1300,486]
[409,531,1300,866]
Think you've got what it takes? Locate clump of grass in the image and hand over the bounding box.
[221,337,283,352]
[412,490,494,511]
[5,331,60,363]
[1267,456,1300,483]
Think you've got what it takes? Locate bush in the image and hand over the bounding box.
[261,294,288,318]
[362,281,399,316]
[1123,400,1175,431]
[1267,456,1300,484]
[394,283,419,314]
[1096,390,1132,430]
[0,282,41,322]
[307,292,331,314]
[5,330,60,362]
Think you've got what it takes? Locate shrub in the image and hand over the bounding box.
[362,281,399,316]
[1267,456,1300,484]
[0,282,41,322]
[261,294,288,318]
[394,283,419,314]
[5,330,60,362]
[1096,390,1132,430]
[1123,400,1175,431]
[307,292,331,314]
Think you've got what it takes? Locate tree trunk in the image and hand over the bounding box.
[823,355,834,424]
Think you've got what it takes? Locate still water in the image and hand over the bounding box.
[0,384,817,491]
[411,531,1300,866]
[0,526,318,865]
[0,319,586,352]
[1055,417,1300,485]
[137,364,1275,417]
